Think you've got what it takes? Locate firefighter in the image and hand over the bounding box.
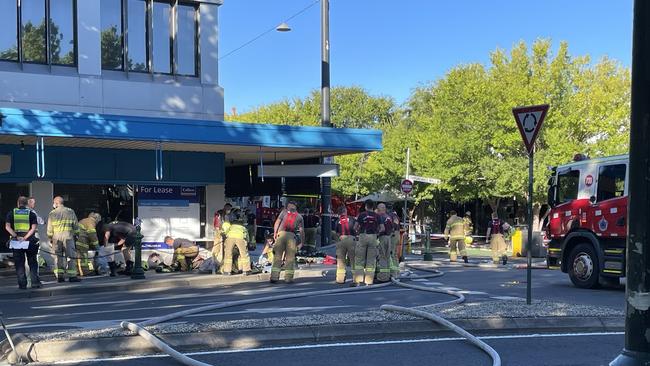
[76,212,101,276]
[271,201,304,284]
[334,206,357,284]
[6,196,41,289]
[389,207,401,279]
[103,221,136,276]
[303,208,319,250]
[165,236,200,272]
[353,199,382,286]
[444,210,468,263]
[486,212,508,265]
[464,211,474,237]
[222,209,252,275]
[376,203,394,283]
[47,196,80,282]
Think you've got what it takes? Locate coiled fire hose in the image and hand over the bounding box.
[120,263,501,366]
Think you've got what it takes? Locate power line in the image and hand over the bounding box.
[219,0,320,61]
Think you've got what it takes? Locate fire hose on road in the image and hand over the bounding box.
[120,263,501,366]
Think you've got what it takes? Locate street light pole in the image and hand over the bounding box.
[610,0,650,364]
[320,0,332,248]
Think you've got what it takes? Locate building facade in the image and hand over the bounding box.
[0,0,381,254]
[0,0,224,119]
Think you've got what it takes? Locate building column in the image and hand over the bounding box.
[30,181,54,267]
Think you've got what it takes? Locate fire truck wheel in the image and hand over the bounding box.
[568,243,600,289]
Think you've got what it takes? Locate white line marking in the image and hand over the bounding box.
[411,279,429,282]
[51,332,624,364]
[457,291,489,295]
[30,287,320,309]
[490,296,525,301]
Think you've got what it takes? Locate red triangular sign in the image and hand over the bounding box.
[512,104,549,154]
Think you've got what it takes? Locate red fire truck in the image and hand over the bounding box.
[546,154,627,289]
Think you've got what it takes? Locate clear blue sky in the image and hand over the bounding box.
[219,0,633,114]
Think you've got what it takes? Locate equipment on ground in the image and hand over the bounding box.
[546,154,627,289]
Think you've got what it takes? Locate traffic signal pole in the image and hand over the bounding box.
[610,0,650,364]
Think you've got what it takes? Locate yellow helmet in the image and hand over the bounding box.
[464,236,473,245]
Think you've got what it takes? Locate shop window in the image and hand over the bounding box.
[152,0,171,73]
[101,0,198,76]
[127,0,148,72]
[0,1,18,61]
[100,0,123,70]
[21,0,47,63]
[176,3,197,76]
[49,0,76,65]
[1,0,77,65]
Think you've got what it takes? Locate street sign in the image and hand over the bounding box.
[512,103,550,306]
[512,104,549,154]
[400,179,413,194]
[407,175,441,185]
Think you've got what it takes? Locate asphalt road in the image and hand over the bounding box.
[0,256,624,336]
[51,333,624,366]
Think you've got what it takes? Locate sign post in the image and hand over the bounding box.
[513,104,549,305]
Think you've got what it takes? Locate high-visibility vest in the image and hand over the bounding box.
[13,208,31,234]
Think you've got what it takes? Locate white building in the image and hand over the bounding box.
[0,0,381,251]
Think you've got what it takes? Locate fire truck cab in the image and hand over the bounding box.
[546,154,628,289]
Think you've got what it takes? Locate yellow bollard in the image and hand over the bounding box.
[511,229,523,257]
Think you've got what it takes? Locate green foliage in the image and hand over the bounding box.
[228,41,630,208]
[407,40,630,205]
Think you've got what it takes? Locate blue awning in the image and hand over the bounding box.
[0,108,382,153]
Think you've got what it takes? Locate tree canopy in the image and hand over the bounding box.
[227,40,631,212]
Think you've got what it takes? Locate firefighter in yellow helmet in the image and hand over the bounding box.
[271,201,304,284]
[444,210,468,263]
[47,196,80,282]
[76,212,101,276]
[222,208,252,275]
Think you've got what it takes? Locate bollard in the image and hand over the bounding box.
[131,225,146,280]
[423,224,433,261]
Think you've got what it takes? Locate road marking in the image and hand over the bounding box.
[490,296,526,301]
[411,279,429,282]
[437,286,461,291]
[29,287,321,309]
[51,332,625,364]
[456,290,489,295]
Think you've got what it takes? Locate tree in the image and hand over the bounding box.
[406,40,630,216]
